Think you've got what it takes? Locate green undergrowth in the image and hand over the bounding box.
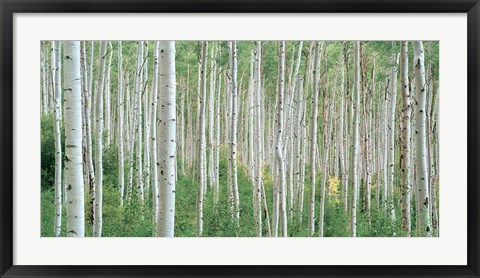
[41,116,418,237]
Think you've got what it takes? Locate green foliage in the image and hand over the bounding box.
[41,189,61,236]
[41,113,64,191]
[41,114,55,191]
[323,201,349,237]
[41,142,421,237]
[103,143,119,189]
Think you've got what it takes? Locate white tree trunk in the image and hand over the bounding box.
[156,41,177,237]
[180,75,186,176]
[350,41,361,237]
[308,41,320,236]
[127,71,135,203]
[64,41,85,237]
[383,79,389,212]
[400,41,412,236]
[135,41,145,203]
[339,45,347,213]
[105,42,113,145]
[94,41,107,237]
[413,41,432,237]
[86,42,96,227]
[53,41,62,237]
[50,42,56,115]
[231,41,240,222]
[118,41,125,206]
[80,41,88,210]
[388,51,399,224]
[196,41,208,236]
[209,43,217,190]
[248,50,256,183]
[41,46,48,114]
[254,41,263,236]
[294,75,304,222]
[276,41,287,237]
[214,71,222,204]
[151,41,160,226]
[143,41,151,199]
[287,41,303,218]
[366,57,375,221]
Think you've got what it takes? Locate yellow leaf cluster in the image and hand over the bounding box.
[328,175,340,204]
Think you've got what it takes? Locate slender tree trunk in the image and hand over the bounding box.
[105,42,113,145]
[383,79,389,212]
[366,57,375,222]
[180,77,186,176]
[339,44,347,213]
[388,50,399,225]
[294,75,304,222]
[127,71,135,203]
[50,42,56,116]
[80,42,88,211]
[249,50,256,183]
[350,41,361,237]
[86,42,96,227]
[41,45,48,114]
[288,41,303,219]
[214,71,222,204]
[156,41,177,237]
[53,41,62,237]
[400,41,412,236]
[230,41,240,223]
[209,43,217,191]
[413,41,432,237]
[151,42,160,226]
[136,41,145,203]
[276,41,287,237]
[64,41,85,237]
[196,41,208,236]
[254,41,263,236]
[429,65,439,237]
[308,41,320,236]
[118,41,125,207]
[143,41,151,199]
[94,41,107,237]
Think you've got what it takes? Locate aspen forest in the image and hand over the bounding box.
[41,41,439,237]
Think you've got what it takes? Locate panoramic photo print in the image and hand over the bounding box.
[40,40,439,237]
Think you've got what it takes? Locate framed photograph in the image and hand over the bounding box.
[1,0,479,277]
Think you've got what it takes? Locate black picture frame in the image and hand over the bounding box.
[1,1,479,277]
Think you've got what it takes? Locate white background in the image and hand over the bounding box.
[13,14,467,265]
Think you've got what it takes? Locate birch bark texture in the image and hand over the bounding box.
[400,41,412,236]
[308,41,321,237]
[276,41,287,237]
[94,41,107,237]
[413,41,432,237]
[231,41,240,222]
[156,41,177,237]
[254,41,263,236]
[196,41,208,236]
[350,41,361,237]
[388,50,399,225]
[53,41,62,237]
[118,41,125,206]
[64,41,85,237]
[151,41,160,226]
